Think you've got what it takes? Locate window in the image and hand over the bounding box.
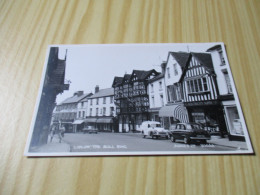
[100,108,103,115]
[151,96,155,107]
[110,107,114,116]
[78,111,81,118]
[223,70,233,94]
[173,63,178,75]
[90,99,93,105]
[96,108,98,116]
[96,98,99,105]
[151,84,154,93]
[187,77,209,94]
[160,94,164,106]
[82,111,85,118]
[110,96,113,103]
[103,97,106,104]
[81,102,84,107]
[219,51,225,65]
[159,81,162,91]
[89,108,92,116]
[167,67,170,78]
[103,107,106,115]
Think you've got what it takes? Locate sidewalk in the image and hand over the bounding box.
[31,135,71,153]
[208,137,248,150]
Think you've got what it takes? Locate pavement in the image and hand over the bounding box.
[121,132,249,150]
[208,137,248,150]
[31,132,248,153]
[30,135,71,153]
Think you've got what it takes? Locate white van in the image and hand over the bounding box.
[140,121,168,139]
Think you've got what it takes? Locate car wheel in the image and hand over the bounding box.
[150,132,154,139]
[170,136,175,142]
[184,137,190,144]
[143,135,146,138]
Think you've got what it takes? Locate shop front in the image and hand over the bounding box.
[159,104,189,130]
[72,119,85,133]
[222,100,245,141]
[184,101,227,136]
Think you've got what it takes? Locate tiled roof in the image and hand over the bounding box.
[191,52,214,73]
[206,44,222,52]
[112,76,124,87]
[170,52,190,69]
[123,74,131,82]
[61,93,92,104]
[132,69,158,80]
[148,73,164,83]
[88,88,114,98]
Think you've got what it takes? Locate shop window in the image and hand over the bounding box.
[225,106,243,135]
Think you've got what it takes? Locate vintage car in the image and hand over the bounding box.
[168,123,211,144]
[141,121,168,139]
[82,126,98,134]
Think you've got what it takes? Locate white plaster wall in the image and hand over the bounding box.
[165,55,183,86]
[210,51,230,95]
[87,96,116,117]
[148,77,167,108]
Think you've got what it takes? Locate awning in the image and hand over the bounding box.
[96,117,113,123]
[159,105,189,123]
[72,119,85,125]
[84,118,98,123]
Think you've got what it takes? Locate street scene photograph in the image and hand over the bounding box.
[24,43,253,156]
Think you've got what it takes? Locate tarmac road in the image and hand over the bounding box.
[62,132,235,153]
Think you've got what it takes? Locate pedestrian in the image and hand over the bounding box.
[50,125,56,143]
[56,124,63,143]
[60,125,65,138]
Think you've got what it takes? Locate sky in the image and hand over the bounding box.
[54,43,220,104]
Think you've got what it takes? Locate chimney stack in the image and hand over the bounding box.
[161,62,167,75]
[74,91,84,96]
[95,85,99,93]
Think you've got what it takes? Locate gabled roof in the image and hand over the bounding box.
[170,52,191,69]
[88,88,114,99]
[112,76,123,87]
[60,93,92,104]
[206,44,222,52]
[122,74,131,84]
[179,52,215,82]
[148,73,164,83]
[130,69,159,81]
[191,52,214,73]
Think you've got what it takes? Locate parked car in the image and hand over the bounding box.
[82,126,98,134]
[141,121,168,139]
[168,123,211,144]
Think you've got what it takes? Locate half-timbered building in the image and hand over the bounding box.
[180,52,227,135]
[158,52,190,130]
[112,69,160,132]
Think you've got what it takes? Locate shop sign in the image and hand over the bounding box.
[184,101,219,107]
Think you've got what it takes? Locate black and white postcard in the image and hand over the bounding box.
[24,43,254,156]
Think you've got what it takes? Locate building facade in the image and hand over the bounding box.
[53,91,91,132]
[72,93,93,132]
[112,69,160,132]
[180,52,227,136]
[148,63,167,122]
[207,45,244,140]
[159,52,190,130]
[85,86,117,132]
[30,47,69,147]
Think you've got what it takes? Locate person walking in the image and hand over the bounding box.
[50,125,56,143]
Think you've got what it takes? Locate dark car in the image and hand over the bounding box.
[82,126,98,134]
[168,123,211,144]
